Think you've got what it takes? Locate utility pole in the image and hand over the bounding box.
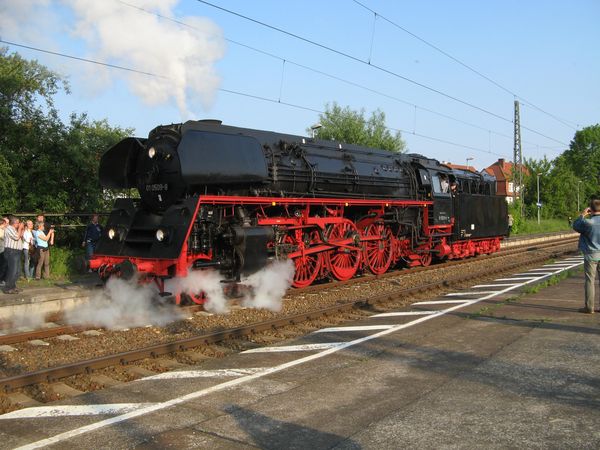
[513,100,523,216]
[537,173,541,225]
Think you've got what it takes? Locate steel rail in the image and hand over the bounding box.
[0,236,577,346]
[298,235,578,293]
[0,241,577,392]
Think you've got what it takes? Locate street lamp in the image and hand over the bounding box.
[537,173,542,225]
[310,123,322,138]
[466,157,473,169]
[577,180,583,211]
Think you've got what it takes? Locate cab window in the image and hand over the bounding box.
[432,173,450,194]
[431,174,441,193]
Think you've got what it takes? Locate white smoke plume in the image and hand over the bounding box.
[0,0,226,117]
[166,267,230,314]
[241,259,295,312]
[168,259,295,314]
[7,308,48,331]
[64,276,185,329]
[64,259,294,329]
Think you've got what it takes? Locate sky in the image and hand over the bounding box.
[1,0,599,171]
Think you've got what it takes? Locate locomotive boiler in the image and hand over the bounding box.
[91,119,507,303]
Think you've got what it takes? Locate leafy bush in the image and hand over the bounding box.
[47,246,86,280]
[507,199,524,234]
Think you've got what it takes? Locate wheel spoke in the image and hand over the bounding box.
[325,220,360,281]
[363,223,392,275]
[285,230,322,288]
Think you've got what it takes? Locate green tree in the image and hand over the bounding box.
[561,124,600,204]
[310,102,406,152]
[0,47,68,212]
[0,47,67,124]
[0,153,17,212]
[0,48,130,214]
[523,157,552,218]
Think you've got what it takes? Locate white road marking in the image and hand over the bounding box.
[313,325,394,333]
[241,343,344,353]
[471,284,518,288]
[445,291,500,296]
[413,299,471,305]
[14,258,584,450]
[371,311,438,318]
[543,264,576,267]
[494,277,538,281]
[0,404,154,420]
[140,368,267,381]
[513,272,553,276]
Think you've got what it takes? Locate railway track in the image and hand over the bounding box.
[0,238,578,401]
[300,234,578,294]
[0,235,577,347]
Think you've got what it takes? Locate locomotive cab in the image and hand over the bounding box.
[428,171,453,226]
[412,156,453,227]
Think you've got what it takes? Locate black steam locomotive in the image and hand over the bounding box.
[91,120,507,303]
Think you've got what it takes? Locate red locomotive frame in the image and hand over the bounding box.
[90,194,501,304]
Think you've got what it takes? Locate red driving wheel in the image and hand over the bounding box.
[363,223,393,275]
[325,220,361,281]
[285,229,322,288]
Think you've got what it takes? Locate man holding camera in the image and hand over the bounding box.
[572,197,600,314]
[3,216,24,294]
[34,220,54,280]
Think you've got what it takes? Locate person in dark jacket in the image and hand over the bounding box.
[572,197,600,314]
[82,214,103,272]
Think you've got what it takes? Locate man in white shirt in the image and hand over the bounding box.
[3,216,24,294]
[0,216,9,287]
[22,220,34,280]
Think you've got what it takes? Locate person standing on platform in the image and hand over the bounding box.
[507,214,514,237]
[572,197,600,314]
[3,216,24,294]
[0,217,8,287]
[82,214,102,272]
[22,220,35,280]
[33,220,54,280]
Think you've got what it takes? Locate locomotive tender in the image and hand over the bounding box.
[91,119,508,303]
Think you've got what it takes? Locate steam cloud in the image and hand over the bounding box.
[242,259,295,312]
[64,259,295,329]
[167,259,295,314]
[0,0,226,117]
[64,276,185,329]
[7,307,48,331]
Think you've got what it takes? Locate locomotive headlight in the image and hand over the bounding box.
[148,147,156,159]
[155,228,167,242]
[108,228,116,240]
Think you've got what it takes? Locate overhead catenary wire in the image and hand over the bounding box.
[0,38,508,159]
[0,39,168,79]
[350,0,579,131]
[114,0,559,150]
[194,0,569,147]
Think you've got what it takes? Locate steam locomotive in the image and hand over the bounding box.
[91,119,508,303]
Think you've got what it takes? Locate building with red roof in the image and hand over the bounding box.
[484,158,529,202]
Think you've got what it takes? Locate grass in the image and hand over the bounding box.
[514,218,573,235]
[468,269,576,318]
[522,270,572,294]
[468,296,519,319]
[15,247,87,288]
